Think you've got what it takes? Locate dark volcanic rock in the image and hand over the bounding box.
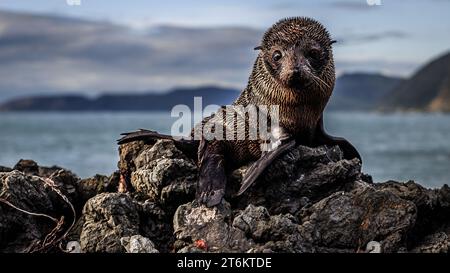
[0,166,13,172]
[77,172,120,204]
[12,159,66,178]
[1,141,450,253]
[233,205,308,253]
[298,181,416,252]
[0,171,55,252]
[411,232,449,253]
[232,145,362,217]
[120,139,197,214]
[136,200,173,253]
[80,193,140,253]
[173,201,254,252]
[0,160,123,253]
[13,159,39,175]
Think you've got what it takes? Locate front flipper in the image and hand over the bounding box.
[237,137,296,196]
[197,139,227,207]
[314,115,362,162]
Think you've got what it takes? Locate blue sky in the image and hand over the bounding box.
[0,0,449,97]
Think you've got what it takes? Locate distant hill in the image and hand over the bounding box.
[379,52,450,112]
[0,86,240,112]
[0,74,405,112]
[327,73,403,110]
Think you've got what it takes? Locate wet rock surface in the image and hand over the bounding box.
[1,140,450,253]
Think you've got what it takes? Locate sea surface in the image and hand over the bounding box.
[0,111,449,188]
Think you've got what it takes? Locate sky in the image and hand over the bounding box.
[0,0,449,99]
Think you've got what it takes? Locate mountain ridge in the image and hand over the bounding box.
[328,72,403,110]
[3,52,450,113]
[0,73,399,112]
[0,86,240,112]
[379,51,450,112]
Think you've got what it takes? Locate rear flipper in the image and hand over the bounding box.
[197,139,227,207]
[118,129,174,144]
[314,115,362,162]
[117,129,199,159]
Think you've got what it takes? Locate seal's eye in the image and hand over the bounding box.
[272,50,282,62]
[308,48,322,60]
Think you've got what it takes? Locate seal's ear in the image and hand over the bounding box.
[254,45,262,50]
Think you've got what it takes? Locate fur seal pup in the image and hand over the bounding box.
[118,17,361,207]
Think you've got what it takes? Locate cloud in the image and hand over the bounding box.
[0,9,419,102]
[0,10,262,98]
[335,30,410,44]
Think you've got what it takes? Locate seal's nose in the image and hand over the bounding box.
[292,65,303,78]
[294,55,308,74]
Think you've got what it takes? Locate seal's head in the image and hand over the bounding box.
[256,17,336,91]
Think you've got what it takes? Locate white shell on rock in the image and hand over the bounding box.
[66,241,82,253]
[366,241,382,253]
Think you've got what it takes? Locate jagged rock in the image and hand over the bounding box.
[233,145,362,217]
[298,181,417,252]
[38,165,65,178]
[2,143,450,253]
[45,169,80,210]
[118,140,153,192]
[13,159,39,175]
[13,159,72,180]
[232,205,270,236]
[0,171,56,252]
[77,172,119,204]
[136,200,173,252]
[233,204,309,253]
[173,201,254,252]
[375,181,450,242]
[0,161,141,253]
[123,139,197,212]
[411,232,449,253]
[80,193,140,253]
[0,166,12,172]
[233,205,298,242]
[120,235,159,253]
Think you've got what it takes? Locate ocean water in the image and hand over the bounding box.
[0,111,449,188]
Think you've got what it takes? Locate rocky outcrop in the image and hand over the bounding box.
[80,193,140,253]
[1,139,450,253]
[0,163,119,252]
